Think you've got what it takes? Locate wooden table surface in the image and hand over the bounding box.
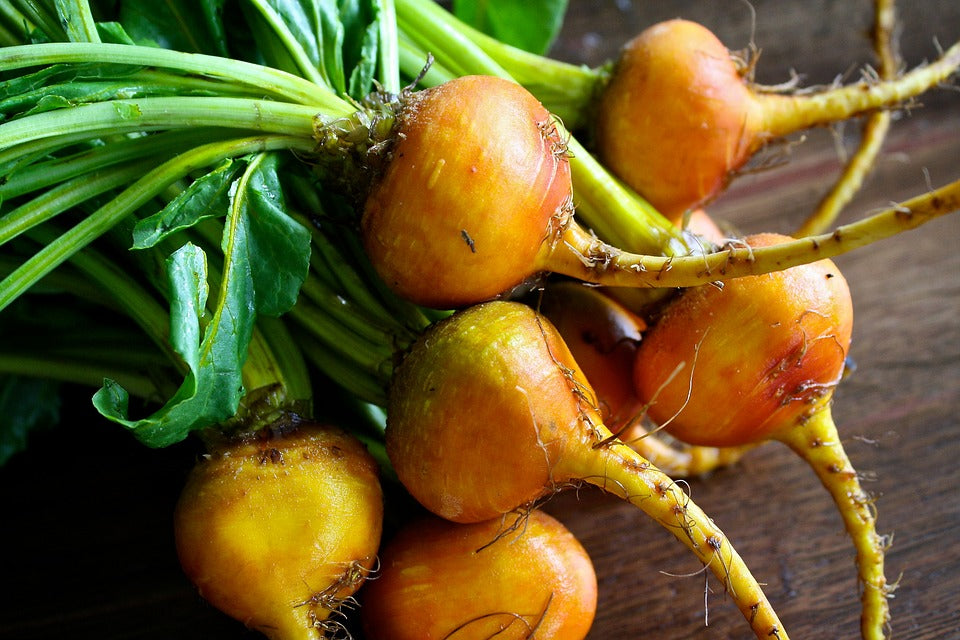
[2,2,958,639]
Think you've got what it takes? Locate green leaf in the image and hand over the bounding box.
[0,376,61,466]
[233,153,311,317]
[132,158,245,249]
[254,0,347,93]
[117,0,230,56]
[0,63,142,103]
[93,241,252,447]
[96,22,139,45]
[340,0,380,99]
[452,0,569,55]
[0,80,218,119]
[92,154,310,446]
[26,94,74,114]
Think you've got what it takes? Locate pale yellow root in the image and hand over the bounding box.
[563,440,791,640]
[796,0,900,237]
[777,406,892,640]
[756,38,959,138]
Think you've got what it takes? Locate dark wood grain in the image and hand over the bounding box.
[1,2,957,639]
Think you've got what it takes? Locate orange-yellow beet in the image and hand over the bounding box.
[361,510,598,640]
[634,232,853,447]
[595,18,960,224]
[173,424,383,640]
[632,234,894,638]
[386,300,588,523]
[595,19,757,223]
[362,75,572,309]
[385,300,792,639]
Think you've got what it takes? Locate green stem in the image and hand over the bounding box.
[0,128,226,200]
[1,161,155,247]
[0,42,347,107]
[53,0,100,43]
[399,0,601,127]
[395,0,504,78]
[565,135,690,255]
[24,225,181,370]
[310,228,430,334]
[297,275,405,347]
[551,177,960,289]
[240,325,312,423]
[10,0,63,41]
[0,21,19,46]
[0,302,177,399]
[282,174,434,334]
[0,135,316,312]
[397,32,454,85]
[256,316,313,410]
[0,351,171,399]
[0,130,124,174]
[0,254,112,304]
[287,298,397,379]
[377,0,400,94]
[2,322,174,372]
[0,96,337,150]
[294,325,389,407]
[0,1,33,43]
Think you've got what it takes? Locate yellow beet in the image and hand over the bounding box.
[361,510,597,640]
[173,423,383,640]
[632,233,890,638]
[595,19,960,223]
[385,300,791,639]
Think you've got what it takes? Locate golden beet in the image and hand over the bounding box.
[361,510,597,640]
[634,232,853,447]
[174,423,383,640]
[596,19,960,223]
[362,74,572,308]
[633,233,891,637]
[385,300,791,639]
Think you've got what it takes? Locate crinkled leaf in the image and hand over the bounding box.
[132,158,245,249]
[165,243,210,373]
[232,153,311,317]
[452,0,569,55]
[0,376,60,466]
[92,154,309,446]
[259,0,346,93]
[118,0,230,56]
[93,241,252,447]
